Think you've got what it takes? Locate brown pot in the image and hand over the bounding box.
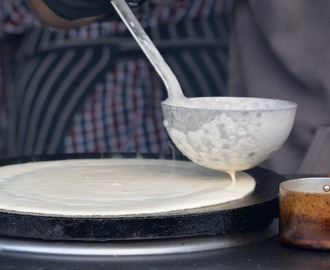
[279,178,330,250]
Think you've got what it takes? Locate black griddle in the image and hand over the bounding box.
[0,153,285,241]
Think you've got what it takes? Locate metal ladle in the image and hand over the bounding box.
[110,0,297,175]
[111,0,185,103]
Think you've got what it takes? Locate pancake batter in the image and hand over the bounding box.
[0,159,255,216]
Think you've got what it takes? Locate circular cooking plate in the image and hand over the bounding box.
[0,153,285,242]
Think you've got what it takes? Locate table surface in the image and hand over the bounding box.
[0,158,325,270]
[0,235,329,270]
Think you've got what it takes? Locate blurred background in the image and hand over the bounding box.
[0,0,233,159]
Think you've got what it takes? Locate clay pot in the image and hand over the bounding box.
[279,178,330,250]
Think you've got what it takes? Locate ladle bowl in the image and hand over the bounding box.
[162,97,297,172]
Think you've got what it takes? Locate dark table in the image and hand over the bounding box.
[0,234,329,270]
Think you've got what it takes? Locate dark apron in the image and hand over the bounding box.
[7,14,230,157]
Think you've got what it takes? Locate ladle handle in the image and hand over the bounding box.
[111,0,185,101]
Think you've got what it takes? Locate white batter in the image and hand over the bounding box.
[0,159,255,217]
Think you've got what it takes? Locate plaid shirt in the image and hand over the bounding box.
[1,0,233,157]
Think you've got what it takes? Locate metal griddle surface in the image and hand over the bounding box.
[0,153,285,241]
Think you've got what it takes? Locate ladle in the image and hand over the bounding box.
[111,0,185,103]
[110,0,297,176]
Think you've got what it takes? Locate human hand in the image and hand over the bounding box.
[42,0,147,20]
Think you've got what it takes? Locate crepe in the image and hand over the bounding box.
[0,159,255,216]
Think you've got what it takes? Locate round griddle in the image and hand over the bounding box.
[0,153,285,241]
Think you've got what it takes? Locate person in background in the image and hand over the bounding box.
[227,0,330,176]
[0,0,232,157]
[39,0,330,176]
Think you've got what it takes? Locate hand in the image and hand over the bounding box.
[42,0,147,20]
